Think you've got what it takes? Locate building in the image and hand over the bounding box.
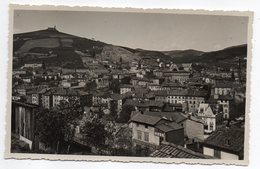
[202,126,244,160]
[154,89,208,113]
[129,113,184,150]
[95,76,110,89]
[197,103,218,134]
[52,88,79,107]
[212,81,233,96]
[150,141,212,159]
[41,89,53,109]
[23,63,43,69]
[182,63,192,72]
[11,101,39,150]
[163,70,190,83]
[109,94,126,117]
[143,111,204,141]
[119,84,134,95]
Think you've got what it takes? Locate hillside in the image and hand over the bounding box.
[13,27,247,68]
[99,45,140,63]
[13,27,108,68]
[171,44,247,63]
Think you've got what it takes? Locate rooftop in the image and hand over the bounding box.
[151,142,213,159]
[129,113,162,126]
[203,126,244,154]
[155,122,183,132]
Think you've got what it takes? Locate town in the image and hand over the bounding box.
[11,28,247,160]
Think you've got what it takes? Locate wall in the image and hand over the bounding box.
[165,128,184,146]
[185,119,204,141]
[203,146,239,160]
[203,146,214,157]
[131,122,160,146]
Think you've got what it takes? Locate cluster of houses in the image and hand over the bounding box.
[11,58,246,159]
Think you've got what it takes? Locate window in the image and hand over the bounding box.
[144,132,149,142]
[137,130,142,140]
[145,125,148,129]
[210,122,214,131]
[214,149,221,158]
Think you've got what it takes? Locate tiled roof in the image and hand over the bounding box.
[203,126,244,154]
[150,142,213,159]
[218,94,233,100]
[214,81,234,88]
[129,113,162,126]
[144,111,187,124]
[124,99,164,108]
[155,122,183,132]
[154,89,208,97]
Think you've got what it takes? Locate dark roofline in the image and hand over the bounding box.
[12,101,39,108]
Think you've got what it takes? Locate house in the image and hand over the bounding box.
[95,76,110,89]
[153,70,163,77]
[182,63,192,72]
[197,103,218,135]
[129,113,184,150]
[61,80,78,88]
[143,111,204,141]
[27,87,50,106]
[124,99,164,113]
[42,72,59,81]
[52,88,79,107]
[163,70,190,83]
[11,101,39,150]
[23,63,43,69]
[13,69,27,77]
[41,89,54,109]
[150,141,212,159]
[147,84,161,91]
[21,76,32,83]
[202,126,244,160]
[154,89,208,113]
[119,84,134,94]
[212,81,233,96]
[131,77,152,87]
[109,94,126,117]
[217,94,234,119]
[61,73,74,80]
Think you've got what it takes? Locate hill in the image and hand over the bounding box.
[171,44,247,63]
[13,27,247,68]
[13,27,106,68]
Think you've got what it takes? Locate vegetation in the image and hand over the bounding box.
[36,97,84,153]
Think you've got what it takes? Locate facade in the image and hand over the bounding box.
[197,103,217,134]
[119,85,133,95]
[129,113,184,149]
[155,89,208,113]
[23,63,43,69]
[163,71,190,83]
[202,127,244,160]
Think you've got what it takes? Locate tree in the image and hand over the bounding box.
[109,79,120,93]
[56,97,84,153]
[36,97,84,153]
[85,81,97,91]
[80,115,110,151]
[36,108,65,152]
[117,105,135,123]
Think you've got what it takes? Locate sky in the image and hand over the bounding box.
[13,10,248,52]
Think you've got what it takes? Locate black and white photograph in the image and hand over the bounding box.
[6,6,251,164]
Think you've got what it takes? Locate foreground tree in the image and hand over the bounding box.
[36,97,84,153]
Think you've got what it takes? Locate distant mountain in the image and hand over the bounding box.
[170,44,247,63]
[13,27,247,68]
